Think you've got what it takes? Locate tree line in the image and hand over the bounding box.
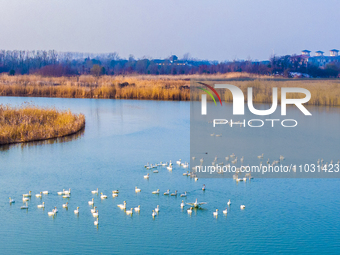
[0,50,339,78]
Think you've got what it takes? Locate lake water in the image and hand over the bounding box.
[1,97,340,254]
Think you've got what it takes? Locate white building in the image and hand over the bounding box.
[330,49,339,57]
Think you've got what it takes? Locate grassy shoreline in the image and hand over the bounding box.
[0,104,85,145]
[0,73,339,106]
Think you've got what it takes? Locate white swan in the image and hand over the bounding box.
[155,205,160,213]
[42,191,49,195]
[163,189,170,195]
[292,165,297,172]
[35,192,42,198]
[91,188,98,194]
[23,191,32,197]
[180,191,187,197]
[135,187,141,193]
[170,190,177,196]
[183,171,189,176]
[126,208,133,215]
[48,210,55,216]
[21,202,28,209]
[9,197,15,204]
[64,189,71,195]
[91,207,97,213]
[112,190,119,194]
[37,202,45,208]
[100,193,107,199]
[63,202,68,208]
[240,205,245,209]
[152,210,157,218]
[117,201,126,210]
[88,198,94,205]
[187,207,193,214]
[74,207,79,214]
[53,207,58,213]
[176,159,182,165]
[213,209,218,217]
[181,200,185,208]
[22,196,29,202]
[94,217,99,226]
[152,189,160,194]
[153,170,159,173]
[144,173,150,179]
[258,153,264,159]
[223,208,228,214]
[182,162,189,168]
[112,192,118,198]
[134,205,140,212]
[57,189,65,195]
[92,210,99,217]
[167,165,173,171]
[227,199,231,206]
[195,177,198,181]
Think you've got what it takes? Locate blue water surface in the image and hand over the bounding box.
[0,97,339,254]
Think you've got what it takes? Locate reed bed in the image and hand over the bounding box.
[192,79,340,106]
[0,74,190,100]
[0,103,85,145]
[0,74,339,106]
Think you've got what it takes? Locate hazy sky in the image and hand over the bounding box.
[0,0,339,61]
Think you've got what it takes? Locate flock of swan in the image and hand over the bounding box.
[10,186,244,223]
[9,158,250,225]
[9,153,339,229]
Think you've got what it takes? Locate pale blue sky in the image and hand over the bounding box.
[0,0,339,61]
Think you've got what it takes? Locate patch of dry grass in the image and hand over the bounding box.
[0,103,85,145]
[191,79,340,106]
[0,74,191,100]
[0,74,340,106]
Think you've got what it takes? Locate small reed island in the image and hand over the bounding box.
[0,104,85,145]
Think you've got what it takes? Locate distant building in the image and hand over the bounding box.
[315,51,324,56]
[330,49,339,57]
[301,50,311,56]
[169,55,178,63]
[305,49,340,68]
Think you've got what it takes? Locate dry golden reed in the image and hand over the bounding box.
[0,74,190,100]
[0,74,340,106]
[192,79,340,106]
[0,103,85,145]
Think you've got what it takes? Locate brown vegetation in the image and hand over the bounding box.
[0,73,339,106]
[0,104,85,145]
[0,74,191,100]
[191,79,340,106]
